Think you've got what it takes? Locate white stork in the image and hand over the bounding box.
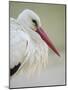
[10,9,60,77]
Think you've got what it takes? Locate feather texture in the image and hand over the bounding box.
[10,10,48,77]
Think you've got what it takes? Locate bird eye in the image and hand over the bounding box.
[32,19,38,26]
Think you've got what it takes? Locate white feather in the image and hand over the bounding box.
[10,9,48,77]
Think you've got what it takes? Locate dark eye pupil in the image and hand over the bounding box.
[32,19,37,26]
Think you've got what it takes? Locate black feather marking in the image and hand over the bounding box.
[32,19,38,27]
[10,63,21,76]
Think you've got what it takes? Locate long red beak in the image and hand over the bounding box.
[36,27,60,56]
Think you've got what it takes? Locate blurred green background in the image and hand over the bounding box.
[9,1,66,52]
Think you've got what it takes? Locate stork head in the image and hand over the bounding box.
[17,9,41,31]
[17,9,60,56]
